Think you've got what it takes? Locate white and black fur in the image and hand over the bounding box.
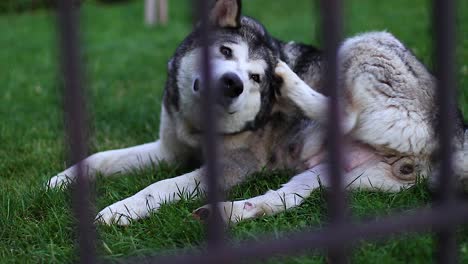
[47,0,467,225]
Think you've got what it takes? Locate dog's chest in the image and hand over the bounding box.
[252,113,322,171]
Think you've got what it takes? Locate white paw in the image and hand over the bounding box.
[193,201,264,224]
[95,196,158,225]
[274,60,293,77]
[95,204,133,226]
[275,60,302,93]
[46,174,75,189]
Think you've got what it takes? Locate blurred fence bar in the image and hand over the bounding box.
[320,0,348,262]
[196,0,225,248]
[433,0,458,263]
[56,0,96,263]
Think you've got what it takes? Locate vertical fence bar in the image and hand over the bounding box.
[433,0,458,263]
[320,0,347,263]
[196,0,225,249]
[57,1,96,263]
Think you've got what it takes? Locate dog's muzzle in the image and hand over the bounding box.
[215,72,244,109]
[193,72,244,110]
[219,72,244,99]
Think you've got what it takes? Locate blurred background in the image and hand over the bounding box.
[0,0,467,263]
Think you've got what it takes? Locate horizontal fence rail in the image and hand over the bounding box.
[53,0,467,263]
[116,201,468,264]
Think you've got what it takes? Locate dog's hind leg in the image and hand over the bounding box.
[275,61,328,122]
[275,61,358,134]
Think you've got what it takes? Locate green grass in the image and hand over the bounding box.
[1,0,467,263]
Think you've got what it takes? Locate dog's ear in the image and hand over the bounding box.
[209,0,242,28]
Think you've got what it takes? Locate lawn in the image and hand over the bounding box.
[0,0,467,263]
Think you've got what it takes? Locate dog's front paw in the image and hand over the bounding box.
[193,201,264,224]
[96,203,134,226]
[46,174,75,189]
[274,60,302,94]
[95,195,158,225]
[274,60,293,78]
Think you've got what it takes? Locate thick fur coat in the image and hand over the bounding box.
[47,0,466,225]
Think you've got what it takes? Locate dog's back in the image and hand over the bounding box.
[276,31,466,188]
[339,32,464,155]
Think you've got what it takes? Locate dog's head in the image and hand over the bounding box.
[164,0,281,135]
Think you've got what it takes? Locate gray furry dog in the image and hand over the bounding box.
[47,0,467,225]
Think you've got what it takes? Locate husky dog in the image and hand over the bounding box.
[47,0,467,225]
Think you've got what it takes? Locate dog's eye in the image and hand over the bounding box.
[220,46,232,58]
[250,74,261,83]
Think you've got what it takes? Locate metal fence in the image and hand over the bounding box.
[56,0,468,263]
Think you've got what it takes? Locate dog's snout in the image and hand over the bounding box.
[221,73,243,98]
[193,78,200,92]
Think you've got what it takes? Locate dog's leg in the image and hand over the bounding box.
[97,148,262,225]
[194,159,413,224]
[275,61,358,134]
[47,140,178,189]
[96,168,205,225]
[275,61,328,122]
[194,164,330,224]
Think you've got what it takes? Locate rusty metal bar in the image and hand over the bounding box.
[433,0,458,263]
[116,201,468,264]
[320,0,347,262]
[56,0,96,263]
[196,0,225,248]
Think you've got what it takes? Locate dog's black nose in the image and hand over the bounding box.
[220,73,244,98]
